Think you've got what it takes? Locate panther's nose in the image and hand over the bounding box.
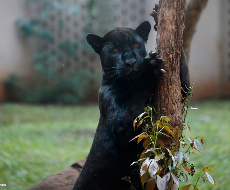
[124,59,136,66]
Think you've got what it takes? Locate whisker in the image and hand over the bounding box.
[104,67,116,69]
[103,70,116,74]
[102,67,117,75]
[103,67,116,70]
[104,72,118,84]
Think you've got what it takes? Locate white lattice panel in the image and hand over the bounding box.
[27,0,151,77]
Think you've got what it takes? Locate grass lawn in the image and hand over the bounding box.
[0,104,100,190]
[179,100,230,190]
[0,100,229,190]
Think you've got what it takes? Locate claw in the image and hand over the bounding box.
[161,69,166,74]
[150,4,159,31]
[152,10,157,14]
[149,10,157,17]
[149,51,157,58]
[149,12,155,17]
[157,58,164,63]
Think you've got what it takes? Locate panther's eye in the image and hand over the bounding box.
[133,44,140,48]
[113,49,118,53]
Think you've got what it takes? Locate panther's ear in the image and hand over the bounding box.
[86,34,104,54]
[135,21,151,42]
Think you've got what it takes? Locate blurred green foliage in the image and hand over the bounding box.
[5,0,100,104]
[15,19,54,41]
[87,0,97,19]
[5,70,100,104]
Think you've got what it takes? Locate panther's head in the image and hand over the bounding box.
[86,21,151,81]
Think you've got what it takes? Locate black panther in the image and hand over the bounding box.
[73,21,190,190]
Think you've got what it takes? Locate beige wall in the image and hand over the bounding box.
[188,0,222,98]
[0,0,33,101]
[0,0,228,101]
[145,0,224,99]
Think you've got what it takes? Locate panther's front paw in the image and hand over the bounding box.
[149,4,158,31]
[143,51,165,77]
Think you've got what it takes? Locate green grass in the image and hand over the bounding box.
[0,104,100,190]
[0,100,229,190]
[179,100,230,190]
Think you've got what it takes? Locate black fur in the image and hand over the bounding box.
[73,21,190,190]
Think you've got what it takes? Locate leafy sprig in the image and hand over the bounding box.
[132,88,215,190]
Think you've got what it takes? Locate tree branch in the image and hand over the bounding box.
[183,0,209,61]
[155,0,185,128]
[154,1,186,188]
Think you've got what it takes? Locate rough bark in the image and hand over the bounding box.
[183,0,209,61]
[154,0,186,181]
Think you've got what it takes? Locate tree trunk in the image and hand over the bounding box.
[183,0,209,61]
[154,0,186,184]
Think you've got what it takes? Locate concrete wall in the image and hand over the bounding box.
[0,0,228,101]
[188,0,222,98]
[0,0,33,101]
[145,0,223,99]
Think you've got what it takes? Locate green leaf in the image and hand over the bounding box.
[203,166,208,173]
[140,151,152,164]
[185,124,191,132]
[148,159,159,177]
[138,112,146,119]
[140,157,151,176]
[143,136,151,149]
[166,148,172,157]
[200,137,207,144]
[137,133,149,143]
[156,120,163,129]
[163,173,171,182]
[162,121,174,129]
[155,153,165,161]
[182,164,192,173]
[164,126,174,137]
[194,139,203,151]
[160,116,170,123]
[173,127,178,138]
[159,132,171,138]
[146,178,156,190]
[171,172,180,186]
[145,148,158,153]
[183,152,191,164]
[130,160,139,166]
[193,185,199,190]
[133,118,138,129]
[142,115,150,120]
[156,139,165,148]
[156,175,167,190]
[207,166,214,173]
[206,172,215,185]
[137,120,143,129]
[182,184,192,190]
[129,135,138,142]
[176,151,183,164]
[186,136,194,147]
[144,106,152,115]
[181,172,188,182]
[141,170,151,185]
